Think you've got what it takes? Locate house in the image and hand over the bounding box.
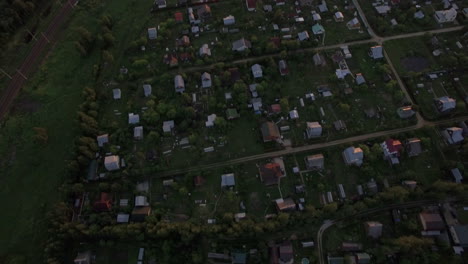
[279,60,289,76]
[313,53,326,66]
[434,8,457,23]
[223,15,235,25]
[369,45,384,59]
[406,138,422,157]
[143,84,152,97]
[259,162,284,186]
[128,113,139,125]
[226,108,240,120]
[355,73,366,85]
[289,110,299,120]
[201,72,212,88]
[299,0,313,6]
[434,96,456,112]
[74,251,91,264]
[135,196,149,206]
[342,146,364,166]
[346,18,361,30]
[342,46,352,59]
[174,12,183,22]
[414,10,425,19]
[232,252,247,264]
[177,35,190,47]
[194,175,205,187]
[251,97,262,112]
[196,4,211,20]
[419,212,444,231]
[334,120,346,131]
[317,0,328,12]
[306,122,322,138]
[116,213,129,223]
[232,38,251,52]
[403,180,417,190]
[442,127,464,144]
[97,134,109,147]
[251,64,263,78]
[249,84,258,97]
[450,225,468,247]
[264,4,273,12]
[113,89,121,100]
[381,138,403,165]
[341,242,363,251]
[134,126,143,140]
[312,12,322,22]
[275,198,296,212]
[246,0,256,11]
[365,221,383,239]
[375,5,391,15]
[334,12,344,22]
[312,24,325,35]
[327,256,344,264]
[104,155,120,171]
[305,154,324,170]
[451,168,463,183]
[147,27,157,40]
[163,53,178,67]
[221,173,235,187]
[397,106,416,119]
[261,121,280,142]
[94,192,112,211]
[356,253,371,264]
[131,206,151,222]
[298,31,310,41]
[174,75,185,93]
[205,114,217,127]
[199,44,211,57]
[269,104,282,114]
[279,241,294,264]
[162,120,175,133]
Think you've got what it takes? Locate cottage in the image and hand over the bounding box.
[162,120,175,133]
[369,45,384,59]
[135,195,149,207]
[163,53,178,67]
[279,60,289,76]
[251,64,263,78]
[97,134,109,147]
[298,31,310,41]
[356,253,371,264]
[177,35,190,47]
[147,27,157,40]
[450,225,468,247]
[232,38,252,52]
[434,96,456,112]
[104,155,120,171]
[259,163,284,186]
[342,147,364,166]
[289,110,299,120]
[199,44,211,57]
[317,0,328,12]
[365,221,383,239]
[355,73,366,85]
[279,241,294,264]
[226,108,240,120]
[270,104,282,114]
[134,126,143,140]
[406,138,422,157]
[414,10,425,19]
[313,53,326,66]
[221,173,235,187]
[251,97,262,112]
[74,251,92,264]
[397,106,416,119]
[275,198,296,212]
[442,127,464,144]
[305,154,324,170]
[312,12,322,22]
[174,12,183,22]
[419,212,444,231]
[223,15,235,25]
[232,252,247,264]
[327,256,344,264]
[131,206,151,222]
[264,5,273,12]
[201,72,212,88]
[174,75,185,93]
[306,122,322,138]
[246,0,256,11]
[116,213,130,223]
[451,168,463,183]
[128,113,139,125]
[375,5,391,15]
[205,114,217,127]
[261,121,280,142]
[334,12,344,22]
[341,242,363,252]
[312,24,325,35]
[434,8,457,23]
[381,138,403,165]
[334,120,346,131]
[143,84,152,97]
[94,192,112,211]
[197,4,212,21]
[346,17,361,30]
[113,88,121,100]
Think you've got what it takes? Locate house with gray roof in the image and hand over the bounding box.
[414,10,425,19]
[143,84,152,97]
[306,122,322,138]
[369,45,383,59]
[313,53,326,66]
[317,0,328,12]
[113,89,121,100]
[147,27,157,40]
[97,134,109,147]
[199,44,211,57]
[397,106,415,119]
[298,31,310,41]
[342,146,364,166]
[442,127,464,144]
[434,8,457,23]
[128,113,140,124]
[223,15,235,25]
[232,38,251,52]
[406,138,422,157]
[251,64,263,78]
[450,225,468,247]
[221,173,235,187]
[162,120,175,133]
[355,73,366,85]
[365,221,383,239]
[451,168,463,183]
[305,154,324,170]
[201,72,212,88]
[134,126,143,140]
[174,75,185,93]
[435,96,456,112]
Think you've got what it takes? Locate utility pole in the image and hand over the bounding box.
[16,69,28,80]
[0,68,13,79]
[26,29,38,41]
[41,32,51,43]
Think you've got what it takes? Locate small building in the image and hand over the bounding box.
[334,12,344,22]
[174,75,185,93]
[434,96,456,112]
[317,0,328,12]
[312,12,322,22]
[342,146,364,166]
[356,253,371,264]
[201,72,212,88]
[134,126,143,140]
[177,35,190,47]
[261,121,280,142]
[128,113,139,125]
[131,206,151,222]
[246,0,256,11]
[232,38,252,52]
[381,138,403,165]
[269,104,282,114]
[162,120,174,133]
[334,120,346,131]
[221,173,235,187]
[313,53,326,66]
[312,24,325,35]
[135,195,149,206]
[451,168,463,183]
[341,242,362,252]
[346,18,361,30]
[113,89,121,100]
[143,84,152,97]
[279,60,289,76]
[442,127,464,144]
[147,27,157,40]
[414,10,425,19]
[223,15,235,25]
[259,162,284,186]
[226,108,240,120]
[74,251,92,264]
[397,106,415,119]
[375,5,391,15]
[327,256,344,264]
[434,8,457,23]
[306,122,322,138]
[116,213,130,223]
[174,12,183,22]
[251,64,263,78]
[419,212,444,231]
[365,221,383,239]
[275,198,296,212]
[157,0,166,8]
[289,110,299,120]
[279,241,294,264]
[97,134,109,147]
[94,192,112,211]
[406,138,422,157]
[104,155,120,171]
[232,252,247,264]
[305,154,324,170]
[298,31,310,41]
[355,73,366,85]
[205,114,217,127]
[369,45,384,59]
[199,44,211,57]
[197,4,212,21]
[449,225,468,247]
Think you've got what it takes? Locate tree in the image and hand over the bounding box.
[392,235,432,254]
[279,97,289,113]
[102,50,114,64]
[33,127,48,144]
[102,33,115,48]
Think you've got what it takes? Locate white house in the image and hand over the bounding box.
[205,114,217,127]
[434,8,457,23]
[199,44,211,57]
[251,64,263,78]
[147,27,157,40]
[334,12,344,22]
[223,15,235,25]
[104,155,120,171]
[369,45,384,59]
[174,75,185,93]
[113,89,121,100]
[143,84,152,97]
[289,110,299,120]
[306,122,322,138]
[128,113,140,125]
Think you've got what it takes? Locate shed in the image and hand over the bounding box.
[134,126,143,140]
[113,89,121,100]
[221,173,235,187]
[104,155,120,171]
[143,84,152,97]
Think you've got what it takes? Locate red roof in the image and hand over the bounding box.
[93,192,112,211]
[260,163,284,185]
[174,12,183,22]
[384,139,403,154]
[270,104,282,113]
[246,0,256,9]
[194,175,205,186]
